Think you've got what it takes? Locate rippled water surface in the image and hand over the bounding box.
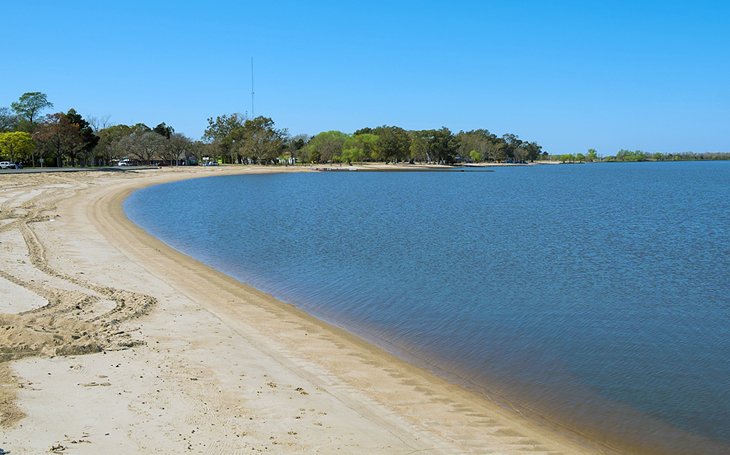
[125,162,730,454]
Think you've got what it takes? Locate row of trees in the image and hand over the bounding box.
[1,92,207,167]
[202,116,547,165]
[556,148,730,163]
[2,91,548,167]
[596,149,730,162]
[5,92,730,168]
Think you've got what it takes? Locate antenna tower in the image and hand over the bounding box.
[251,57,255,118]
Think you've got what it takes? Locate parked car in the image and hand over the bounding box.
[0,161,13,169]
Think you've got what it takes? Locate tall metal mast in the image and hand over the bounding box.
[251,57,255,118]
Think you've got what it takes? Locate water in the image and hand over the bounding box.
[125,162,730,454]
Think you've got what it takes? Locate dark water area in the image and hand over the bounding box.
[125,162,730,454]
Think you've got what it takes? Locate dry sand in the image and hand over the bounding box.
[0,166,607,454]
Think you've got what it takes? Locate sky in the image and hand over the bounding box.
[2,0,729,154]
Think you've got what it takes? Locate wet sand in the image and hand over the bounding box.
[1,166,607,454]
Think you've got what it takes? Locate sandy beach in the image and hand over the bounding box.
[1,166,606,454]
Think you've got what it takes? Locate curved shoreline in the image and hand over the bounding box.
[101,167,609,454]
[0,166,629,453]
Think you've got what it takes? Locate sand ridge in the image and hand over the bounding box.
[1,167,607,454]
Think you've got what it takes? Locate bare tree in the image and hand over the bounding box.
[119,131,166,164]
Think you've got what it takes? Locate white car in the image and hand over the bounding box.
[0,161,14,169]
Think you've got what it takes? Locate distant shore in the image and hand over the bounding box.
[2,166,611,453]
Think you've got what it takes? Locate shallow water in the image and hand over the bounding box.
[125,162,730,454]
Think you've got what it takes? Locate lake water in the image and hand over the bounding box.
[125,162,730,454]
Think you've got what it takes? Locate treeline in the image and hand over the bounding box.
[3,91,730,169]
[553,148,730,163]
[204,115,547,165]
[604,149,730,162]
[1,91,549,168]
[0,92,207,167]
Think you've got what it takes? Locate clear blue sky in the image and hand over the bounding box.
[3,0,729,154]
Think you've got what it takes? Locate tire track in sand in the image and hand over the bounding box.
[0,173,156,427]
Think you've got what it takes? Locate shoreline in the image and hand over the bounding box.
[0,166,642,453]
[106,167,604,453]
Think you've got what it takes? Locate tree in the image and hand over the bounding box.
[522,141,542,162]
[615,149,647,162]
[203,113,245,163]
[576,152,585,163]
[65,109,99,166]
[33,113,83,167]
[502,133,523,162]
[456,129,496,162]
[153,122,175,139]
[373,126,410,162]
[468,149,483,162]
[203,114,244,142]
[188,141,213,165]
[283,134,309,164]
[341,133,378,164]
[162,133,193,165]
[0,107,19,132]
[235,116,286,164]
[586,148,598,162]
[0,132,34,163]
[559,153,575,163]
[412,128,456,164]
[428,127,457,164]
[11,92,53,131]
[302,131,348,163]
[96,124,132,165]
[409,130,430,162]
[119,130,166,164]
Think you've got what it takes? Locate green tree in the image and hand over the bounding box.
[408,130,430,162]
[373,126,410,162]
[0,131,34,163]
[203,113,245,163]
[615,149,647,162]
[576,152,585,163]
[235,116,286,164]
[502,133,523,162]
[65,109,99,166]
[523,141,542,161]
[559,153,575,163]
[456,129,497,162]
[468,149,483,162]
[302,131,348,163]
[283,134,309,164]
[203,114,244,142]
[153,122,175,139]
[341,133,378,164]
[428,127,457,164]
[586,148,598,162]
[11,92,53,131]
